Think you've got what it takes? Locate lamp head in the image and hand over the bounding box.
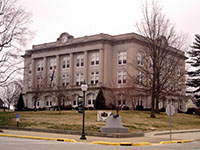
[81,82,88,92]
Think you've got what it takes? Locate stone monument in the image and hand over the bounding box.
[101,114,128,133]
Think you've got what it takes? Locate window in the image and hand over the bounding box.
[36,59,43,72]
[117,94,126,106]
[63,60,66,69]
[88,100,91,105]
[76,54,84,67]
[91,52,99,66]
[28,64,32,74]
[27,80,31,89]
[87,93,96,106]
[118,51,127,65]
[62,56,70,69]
[37,76,43,88]
[62,73,69,87]
[49,58,56,70]
[45,96,54,107]
[179,101,183,110]
[177,64,182,76]
[76,73,84,86]
[37,101,39,106]
[137,52,143,66]
[138,71,143,85]
[117,71,126,84]
[61,96,65,106]
[118,100,126,105]
[72,94,79,106]
[137,96,143,106]
[46,100,52,106]
[90,72,99,84]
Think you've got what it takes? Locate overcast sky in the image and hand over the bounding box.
[18,0,200,49]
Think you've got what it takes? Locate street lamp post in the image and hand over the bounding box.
[80,81,88,140]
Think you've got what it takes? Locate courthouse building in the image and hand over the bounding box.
[22,32,187,111]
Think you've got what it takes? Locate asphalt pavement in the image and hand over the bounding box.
[0,128,200,145]
[1,135,200,150]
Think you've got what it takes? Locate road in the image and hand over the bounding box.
[1,137,200,150]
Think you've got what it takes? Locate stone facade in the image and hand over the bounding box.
[22,32,186,111]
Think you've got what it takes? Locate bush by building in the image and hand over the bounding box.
[94,89,106,110]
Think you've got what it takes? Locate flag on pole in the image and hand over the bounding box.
[51,69,55,81]
[50,69,55,87]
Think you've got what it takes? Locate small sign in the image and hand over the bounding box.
[16,113,20,122]
[97,111,112,121]
[166,104,175,116]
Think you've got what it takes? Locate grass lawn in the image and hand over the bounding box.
[0,110,200,133]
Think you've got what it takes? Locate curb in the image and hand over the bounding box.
[0,133,194,147]
[0,134,77,143]
[154,129,200,136]
[91,140,194,147]
[160,139,194,144]
[132,142,151,146]
[91,141,151,146]
[0,126,144,138]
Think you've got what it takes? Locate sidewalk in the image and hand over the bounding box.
[149,129,200,141]
[1,128,199,144]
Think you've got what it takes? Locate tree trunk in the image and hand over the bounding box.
[151,94,156,118]
[151,66,156,118]
[58,106,61,114]
[58,97,61,115]
[155,95,160,113]
[155,69,160,113]
[132,98,136,110]
[8,104,10,110]
[34,100,37,111]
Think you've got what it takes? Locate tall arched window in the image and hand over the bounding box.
[87,93,96,107]
[45,95,56,107]
[72,94,79,107]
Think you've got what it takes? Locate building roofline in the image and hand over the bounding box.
[23,32,186,58]
[23,32,149,55]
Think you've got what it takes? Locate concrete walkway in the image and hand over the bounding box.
[1,129,200,144]
[149,129,200,141]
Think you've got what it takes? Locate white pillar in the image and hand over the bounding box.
[99,48,104,85]
[43,57,47,87]
[56,55,60,87]
[84,51,88,83]
[31,59,35,89]
[23,58,28,92]
[69,53,74,86]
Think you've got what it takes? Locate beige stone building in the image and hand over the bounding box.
[22,32,186,111]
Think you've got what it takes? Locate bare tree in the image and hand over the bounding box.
[32,84,42,111]
[48,85,69,114]
[0,80,22,109]
[105,87,137,113]
[0,0,33,87]
[31,73,44,111]
[105,76,138,115]
[134,0,187,118]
